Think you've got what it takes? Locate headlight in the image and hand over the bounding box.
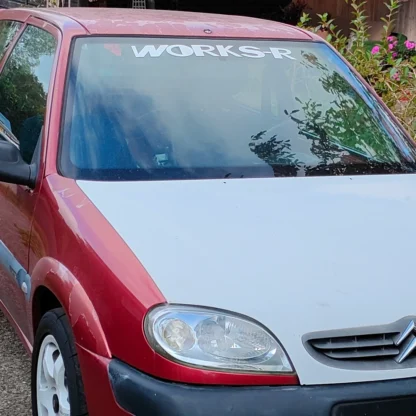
[144,305,293,374]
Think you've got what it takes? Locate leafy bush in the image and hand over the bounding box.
[298,0,416,140]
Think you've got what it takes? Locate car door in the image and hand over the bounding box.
[0,18,58,341]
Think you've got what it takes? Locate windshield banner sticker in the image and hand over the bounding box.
[131,45,296,60]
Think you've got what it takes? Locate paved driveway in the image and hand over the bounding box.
[0,311,31,415]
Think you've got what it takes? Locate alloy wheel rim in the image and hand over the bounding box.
[36,334,70,416]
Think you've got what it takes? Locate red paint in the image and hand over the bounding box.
[76,345,132,416]
[30,257,111,358]
[0,8,309,415]
[0,16,62,342]
[10,8,313,40]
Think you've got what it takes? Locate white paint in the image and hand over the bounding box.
[21,282,28,294]
[36,335,70,415]
[239,46,266,58]
[216,45,242,58]
[130,44,296,60]
[269,47,296,60]
[78,174,416,385]
[131,44,167,58]
[166,45,194,57]
[191,45,219,57]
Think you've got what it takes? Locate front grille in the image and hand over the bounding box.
[303,317,416,370]
[310,333,400,360]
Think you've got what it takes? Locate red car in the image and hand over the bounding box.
[2,6,416,416]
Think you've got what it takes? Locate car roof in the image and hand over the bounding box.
[6,8,314,39]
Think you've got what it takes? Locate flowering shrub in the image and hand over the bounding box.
[298,0,416,140]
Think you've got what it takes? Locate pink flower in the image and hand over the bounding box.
[392,52,398,58]
[371,45,380,55]
[405,40,415,50]
[392,72,400,81]
[388,43,394,50]
[387,36,395,43]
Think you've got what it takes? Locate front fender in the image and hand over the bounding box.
[30,257,111,358]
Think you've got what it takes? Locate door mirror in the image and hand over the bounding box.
[0,141,34,188]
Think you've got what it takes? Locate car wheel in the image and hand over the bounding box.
[31,308,88,416]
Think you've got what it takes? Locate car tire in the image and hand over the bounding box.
[31,307,88,416]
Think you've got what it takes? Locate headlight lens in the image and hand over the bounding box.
[145,305,293,373]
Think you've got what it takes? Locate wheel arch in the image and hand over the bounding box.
[32,285,61,336]
[30,257,111,358]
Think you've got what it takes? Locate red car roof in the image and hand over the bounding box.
[11,8,314,39]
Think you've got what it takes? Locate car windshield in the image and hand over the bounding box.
[60,37,416,181]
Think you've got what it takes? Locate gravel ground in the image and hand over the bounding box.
[0,310,31,415]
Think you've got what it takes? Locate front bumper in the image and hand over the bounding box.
[109,359,416,416]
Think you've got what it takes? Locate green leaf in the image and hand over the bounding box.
[326,34,333,42]
[390,67,397,77]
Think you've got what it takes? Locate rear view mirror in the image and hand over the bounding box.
[0,141,35,188]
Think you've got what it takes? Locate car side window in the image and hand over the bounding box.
[0,20,21,61]
[0,24,57,164]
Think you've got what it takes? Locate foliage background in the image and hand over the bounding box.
[297,0,416,140]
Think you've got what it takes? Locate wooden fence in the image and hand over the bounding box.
[396,0,416,41]
[306,0,416,40]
